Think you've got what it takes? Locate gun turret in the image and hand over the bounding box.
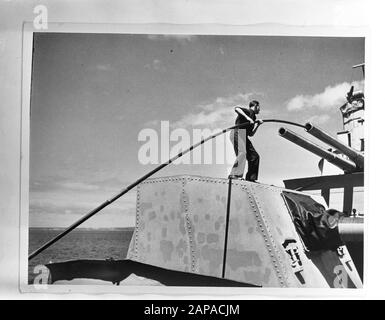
[278,127,357,173]
[305,123,364,170]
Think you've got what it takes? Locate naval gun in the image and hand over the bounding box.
[278,127,357,173]
[278,125,364,268]
[304,123,364,170]
[280,64,365,280]
[279,124,364,173]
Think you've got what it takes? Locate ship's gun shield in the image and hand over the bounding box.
[282,191,343,251]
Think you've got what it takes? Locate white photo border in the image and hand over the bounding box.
[20,21,368,298]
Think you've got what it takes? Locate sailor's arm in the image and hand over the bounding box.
[234,107,255,124]
[249,120,263,136]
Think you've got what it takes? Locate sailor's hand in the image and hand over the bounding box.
[248,118,255,124]
[255,120,263,126]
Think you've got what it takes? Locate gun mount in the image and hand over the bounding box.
[305,123,364,170]
[278,127,357,173]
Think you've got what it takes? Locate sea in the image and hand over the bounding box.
[28,227,134,284]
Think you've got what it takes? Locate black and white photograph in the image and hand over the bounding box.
[24,29,364,290]
[1,0,385,302]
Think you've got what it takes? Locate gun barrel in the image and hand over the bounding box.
[279,128,357,173]
[338,220,364,242]
[305,123,364,169]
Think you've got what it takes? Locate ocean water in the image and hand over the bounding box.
[28,228,134,284]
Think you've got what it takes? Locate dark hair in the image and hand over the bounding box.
[249,100,260,108]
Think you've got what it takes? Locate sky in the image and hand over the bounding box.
[29,33,364,228]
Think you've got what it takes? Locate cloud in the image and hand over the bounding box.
[30,188,136,210]
[144,119,160,127]
[30,175,68,192]
[30,202,87,216]
[30,176,126,193]
[147,34,197,43]
[305,114,331,125]
[29,186,137,227]
[60,181,99,191]
[152,59,165,71]
[172,92,264,128]
[95,64,112,71]
[144,59,166,72]
[29,199,136,228]
[90,177,126,189]
[30,201,134,216]
[30,176,101,192]
[286,80,364,111]
[29,178,135,228]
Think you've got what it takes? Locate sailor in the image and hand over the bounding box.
[228,100,263,181]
